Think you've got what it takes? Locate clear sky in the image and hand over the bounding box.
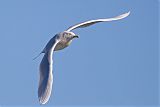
[0,0,158,106]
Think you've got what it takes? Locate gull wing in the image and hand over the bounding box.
[66,11,130,32]
[38,38,60,104]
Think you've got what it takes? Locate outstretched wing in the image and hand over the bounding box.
[66,11,130,32]
[38,38,60,104]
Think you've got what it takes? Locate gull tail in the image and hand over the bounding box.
[33,52,43,60]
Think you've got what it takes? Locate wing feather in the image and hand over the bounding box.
[66,11,130,31]
[38,38,59,104]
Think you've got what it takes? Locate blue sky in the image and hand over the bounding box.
[0,0,158,106]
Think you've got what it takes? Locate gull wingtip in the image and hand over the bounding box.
[125,11,131,17]
[119,11,131,19]
[39,97,48,105]
[127,11,131,15]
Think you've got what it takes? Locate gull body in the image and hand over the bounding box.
[38,31,78,104]
[42,31,78,52]
[37,11,130,104]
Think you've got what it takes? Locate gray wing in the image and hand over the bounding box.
[38,38,60,104]
[66,11,130,32]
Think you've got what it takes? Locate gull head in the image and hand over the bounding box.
[61,31,79,41]
[54,31,78,51]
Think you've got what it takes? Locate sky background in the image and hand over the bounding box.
[0,0,158,107]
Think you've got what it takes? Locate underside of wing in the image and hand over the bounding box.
[66,11,130,31]
[38,52,53,104]
[38,39,60,104]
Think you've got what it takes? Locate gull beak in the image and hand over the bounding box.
[73,35,79,38]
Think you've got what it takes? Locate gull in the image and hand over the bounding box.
[36,11,130,104]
